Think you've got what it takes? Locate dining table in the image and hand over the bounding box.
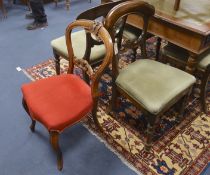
[102,0,210,74]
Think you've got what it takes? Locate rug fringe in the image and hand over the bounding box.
[22,69,35,81]
[82,123,143,175]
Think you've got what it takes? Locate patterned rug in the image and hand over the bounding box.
[22,41,210,175]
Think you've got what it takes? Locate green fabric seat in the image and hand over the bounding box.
[51,30,106,62]
[162,44,210,70]
[116,59,196,115]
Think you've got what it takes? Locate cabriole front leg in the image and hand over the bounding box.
[49,131,63,171]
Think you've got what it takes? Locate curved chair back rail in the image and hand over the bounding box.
[104,0,155,31]
[104,0,155,76]
[66,19,114,96]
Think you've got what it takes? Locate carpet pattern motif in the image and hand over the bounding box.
[23,46,210,175]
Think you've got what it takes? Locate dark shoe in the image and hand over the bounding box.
[26,21,48,30]
[25,12,34,19]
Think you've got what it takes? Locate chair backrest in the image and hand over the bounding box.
[75,0,126,63]
[104,0,155,75]
[65,19,113,97]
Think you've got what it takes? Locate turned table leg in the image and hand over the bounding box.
[185,52,197,75]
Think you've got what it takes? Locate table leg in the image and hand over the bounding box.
[185,52,197,74]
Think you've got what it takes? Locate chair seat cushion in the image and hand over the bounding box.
[116,59,196,115]
[21,74,93,131]
[51,30,106,63]
[162,44,210,70]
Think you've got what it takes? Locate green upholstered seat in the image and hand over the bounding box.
[116,59,196,115]
[162,44,210,70]
[51,30,106,62]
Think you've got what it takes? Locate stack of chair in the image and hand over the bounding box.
[51,0,144,75]
[21,0,198,171]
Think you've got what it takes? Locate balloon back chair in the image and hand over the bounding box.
[51,0,123,75]
[21,19,113,170]
[161,43,210,113]
[104,0,196,151]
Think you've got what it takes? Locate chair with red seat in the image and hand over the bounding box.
[21,19,113,170]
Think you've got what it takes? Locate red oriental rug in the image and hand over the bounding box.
[22,49,210,175]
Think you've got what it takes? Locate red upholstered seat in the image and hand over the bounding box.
[21,74,93,132]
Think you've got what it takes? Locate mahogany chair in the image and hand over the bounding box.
[105,0,196,151]
[51,1,122,75]
[161,43,210,113]
[21,19,113,170]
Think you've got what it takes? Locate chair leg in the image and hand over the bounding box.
[53,50,60,75]
[176,96,187,123]
[22,98,29,113]
[176,87,192,123]
[200,67,209,114]
[22,98,36,132]
[111,84,119,112]
[30,119,36,132]
[92,98,103,132]
[144,114,159,152]
[49,131,63,171]
[155,37,162,60]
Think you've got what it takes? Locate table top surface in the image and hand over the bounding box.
[139,0,210,35]
[106,0,210,35]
